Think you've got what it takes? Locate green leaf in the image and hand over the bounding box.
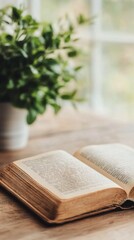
[61,90,77,100]
[33,50,45,58]
[74,66,82,71]
[68,49,78,57]
[77,14,89,24]
[17,79,26,88]
[35,102,46,114]
[64,34,71,43]
[27,109,37,124]
[7,79,14,89]
[29,65,39,75]
[12,7,22,21]
[20,93,27,100]
[19,48,28,58]
[50,103,61,114]
[6,34,13,41]
[42,24,53,48]
[69,23,74,32]
[53,37,60,48]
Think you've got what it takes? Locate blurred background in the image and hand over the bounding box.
[0,0,134,122]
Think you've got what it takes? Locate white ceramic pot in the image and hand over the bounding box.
[0,103,28,150]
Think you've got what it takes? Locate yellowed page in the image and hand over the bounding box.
[74,143,134,198]
[14,150,120,199]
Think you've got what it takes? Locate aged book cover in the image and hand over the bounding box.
[0,143,134,224]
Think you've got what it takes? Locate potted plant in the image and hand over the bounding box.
[0,5,88,150]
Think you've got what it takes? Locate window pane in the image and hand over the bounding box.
[102,0,134,33]
[102,44,134,120]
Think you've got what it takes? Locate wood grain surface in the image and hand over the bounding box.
[0,107,134,240]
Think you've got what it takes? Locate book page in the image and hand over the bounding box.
[14,150,120,199]
[75,144,134,196]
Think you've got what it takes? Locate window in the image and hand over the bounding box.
[29,0,134,121]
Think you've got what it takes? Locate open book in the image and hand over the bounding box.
[0,143,134,224]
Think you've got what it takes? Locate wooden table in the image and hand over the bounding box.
[0,108,134,240]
